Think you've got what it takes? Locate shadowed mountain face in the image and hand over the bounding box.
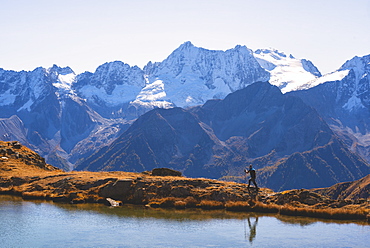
[76,107,228,178]
[288,55,370,164]
[192,82,333,159]
[258,139,369,191]
[76,82,370,190]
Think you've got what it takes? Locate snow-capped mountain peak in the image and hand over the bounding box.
[48,64,74,75]
[255,48,293,60]
[140,42,269,108]
[254,48,321,93]
[340,55,370,82]
[48,65,76,97]
[0,67,51,110]
[338,55,370,110]
[301,54,370,112]
[73,61,146,109]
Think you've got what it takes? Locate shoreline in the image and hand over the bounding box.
[0,141,369,223]
[1,172,369,223]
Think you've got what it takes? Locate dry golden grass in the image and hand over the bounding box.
[146,198,369,221]
[251,201,280,213]
[148,197,178,208]
[0,187,12,193]
[199,200,225,210]
[149,196,201,209]
[174,200,186,209]
[184,196,199,208]
[279,205,369,220]
[225,201,279,213]
[85,194,105,203]
[225,201,252,211]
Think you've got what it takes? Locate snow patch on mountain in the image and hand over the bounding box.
[54,73,76,94]
[75,61,145,108]
[340,56,369,80]
[0,89,17,107]
[79,84,142,107]
[254,48,321,93]
[343,95,365,111]
[302,70,351,90]
[134,79,167,102]
[130,79,173,109]
[28,67,49,101]
[17,99,34,112]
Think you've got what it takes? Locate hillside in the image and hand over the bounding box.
[258,139,370,191]
[0,141,369,222]
[0,141,60,176]
[313,174,370,201]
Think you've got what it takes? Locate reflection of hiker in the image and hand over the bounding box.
[245,164,258,189]
[247,216,258,243]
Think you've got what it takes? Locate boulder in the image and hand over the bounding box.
[11,142,22,149]
[151,168,182,177]
[105,197,123,207]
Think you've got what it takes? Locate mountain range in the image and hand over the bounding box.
[289,55,370,163]
[76,82,369,191]
[0,42,369,191]
[0,42,278,170]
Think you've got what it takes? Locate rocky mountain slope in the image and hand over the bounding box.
[76,106,228,178]
[76,82,370,190]
[289,54,370,164]
[258,138,369,191]
[0,141,60,173]
[0,65,128,170]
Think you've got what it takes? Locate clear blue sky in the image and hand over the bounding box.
[1,0,369,75]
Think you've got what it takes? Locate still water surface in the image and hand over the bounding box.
[0,195,368,247]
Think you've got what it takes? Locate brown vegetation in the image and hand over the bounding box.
[279,205,368,221]
[0,141,369,222]
[313,175,370,201]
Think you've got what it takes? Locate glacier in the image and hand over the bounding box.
[254,48,321,93]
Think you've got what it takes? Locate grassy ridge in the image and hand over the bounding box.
[0,141,369,222]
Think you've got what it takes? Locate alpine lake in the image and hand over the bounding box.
[0,195,368,248]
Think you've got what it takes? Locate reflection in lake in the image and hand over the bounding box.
[245,216,258,244]
[0,195,369,247]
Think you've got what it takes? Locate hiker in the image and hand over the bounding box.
[245,164,258,189]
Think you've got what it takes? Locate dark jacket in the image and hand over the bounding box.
[246,167,256,179]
